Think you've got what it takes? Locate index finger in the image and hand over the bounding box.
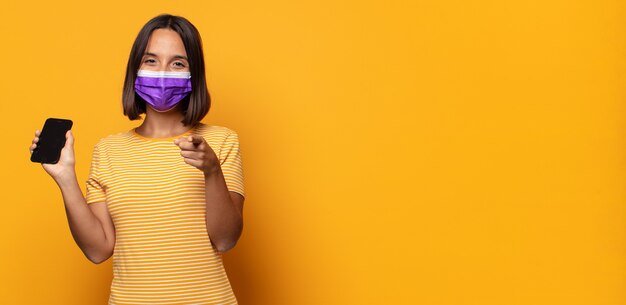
[188,135,204,145]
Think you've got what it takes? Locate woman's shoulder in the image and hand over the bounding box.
[195,123,241,151]
[91,129,134,150]
[195,123,238,137]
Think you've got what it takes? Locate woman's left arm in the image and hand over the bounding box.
[175,135,244,253]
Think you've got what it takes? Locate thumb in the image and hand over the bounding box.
[65,129,74,147]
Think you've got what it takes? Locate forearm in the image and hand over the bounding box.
[203,166,243,252]
[55,172,110,263]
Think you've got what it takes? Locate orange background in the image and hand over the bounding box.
[1,1,625,304]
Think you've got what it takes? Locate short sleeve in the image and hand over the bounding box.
[85,141,107,204]
[219,130,245,198]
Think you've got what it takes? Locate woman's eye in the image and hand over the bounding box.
[174,62,185,67]
[144,59,156,63]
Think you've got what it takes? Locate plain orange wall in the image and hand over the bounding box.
[1,1,625,304]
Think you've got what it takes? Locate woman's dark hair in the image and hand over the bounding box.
[122,14,210,126]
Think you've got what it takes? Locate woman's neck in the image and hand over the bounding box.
[135,104,194,138]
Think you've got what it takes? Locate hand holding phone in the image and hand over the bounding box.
[30,118,76,181]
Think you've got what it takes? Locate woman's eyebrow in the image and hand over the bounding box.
[144,52,188,60]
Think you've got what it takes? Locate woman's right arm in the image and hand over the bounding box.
[30,129,115,264]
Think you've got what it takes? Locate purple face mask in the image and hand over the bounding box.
[134,70,192,112]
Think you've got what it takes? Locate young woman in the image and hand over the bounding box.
[28,14,245,304]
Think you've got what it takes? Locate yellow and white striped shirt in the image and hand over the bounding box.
[85,122,244,305]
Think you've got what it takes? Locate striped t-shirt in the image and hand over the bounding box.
[85,122,245,305]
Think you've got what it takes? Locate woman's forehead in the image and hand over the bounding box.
[145,29,187,57]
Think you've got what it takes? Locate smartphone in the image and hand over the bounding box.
[30,118,73,164]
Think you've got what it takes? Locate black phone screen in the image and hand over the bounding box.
[30,118,73,164]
